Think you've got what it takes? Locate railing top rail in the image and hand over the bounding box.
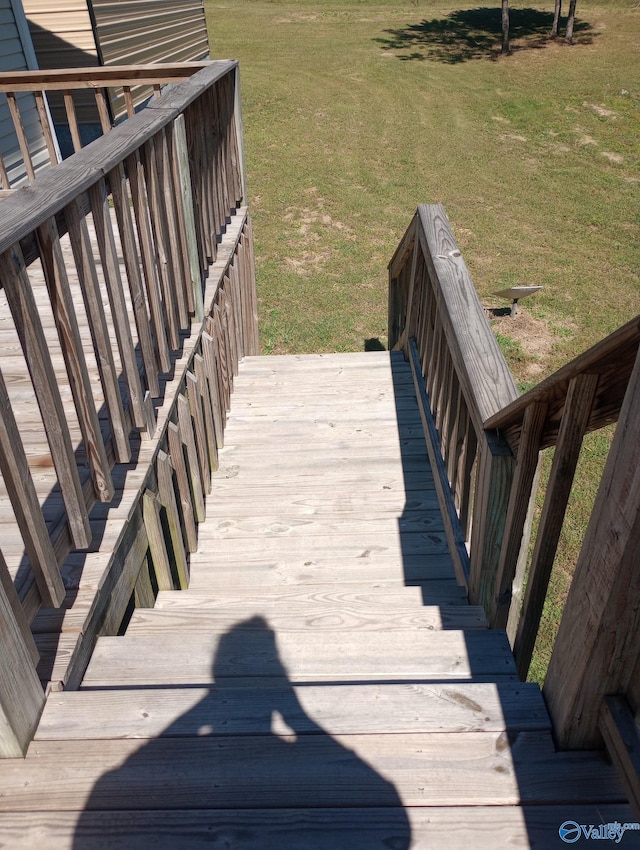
[415,203,519,434]
[485,314,640,450]
[0,60,237,257]
[0,62,213,91]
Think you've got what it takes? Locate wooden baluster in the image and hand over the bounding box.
[0,364,64,607]
[155,449,188,589]
[211,305,230,419]
[165,124,195,316]
[89,178,152,436]
[64,197,131,464]
[123,86,135,118]
[545,350,640,748]
[214,81,231,221]
[0,149,11,190]
[108,163,160,398]
[142,488,174,591]
[36,216,115,503]
[183,102,208,267]
[6,92,36,180]
[202,331,224,447]
[93,88,112,134]
[194,352,218,472]
[173,115,204,321]
[468,431,515,615]
[0,245,91,550]
[456,409,477,540]
[33,91,59,164]
[63,90,82,152]
[126,151,172,370]
[186,371,210,494]
[198,92,220,255]
[167,420,198,553]
[0,549,39,666]
[230,66,246,206]
[444,371,461,486]
[207,82,222,240]
[242,216,260,355]
[514,373,600,679]
[134,556,155,609]
[177,393,206,522]
[141,137,181,347]
[489,401,548,630]
[0,557,45,757]
[155,127,190,329]
[228,259,244,364]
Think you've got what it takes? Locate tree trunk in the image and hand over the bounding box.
[501,0,510,54]
[565,0,577,43]
[551,0,562,37]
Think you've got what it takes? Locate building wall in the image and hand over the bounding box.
[91,0,210,118]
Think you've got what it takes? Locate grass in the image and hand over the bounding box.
[206,0,640,680]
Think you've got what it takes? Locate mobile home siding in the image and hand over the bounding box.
[91,0,209,117]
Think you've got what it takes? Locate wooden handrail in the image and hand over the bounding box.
[0,63,212,91]
[485,315,640,452]
[0,59,257,755]
[389,205,519,599]
[0,62,215,188]
[389,208,640,755]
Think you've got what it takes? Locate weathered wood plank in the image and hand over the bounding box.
[38,682,547,740]
[82,630,517,686]
[544,347,640,748]
[0,558,44,756]
[166,421,198,553]
[0,733,623,811]
[514,373,599,680]
[0,366,64,606]
[125,604,487,635]
[600,696,640,817]
[155,450,189,589]
[0,805,636,850]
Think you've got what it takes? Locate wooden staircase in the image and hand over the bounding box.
[0,351,633,848]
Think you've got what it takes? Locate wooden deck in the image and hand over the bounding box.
[0,350,634,848]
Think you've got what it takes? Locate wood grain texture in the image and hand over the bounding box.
[544,346,640,748]
[82,630,517,686]
[38,681,549,740]
[0,805,636,850]
[0,732,622,811]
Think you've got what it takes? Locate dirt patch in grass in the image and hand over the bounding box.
[488,307,574,381]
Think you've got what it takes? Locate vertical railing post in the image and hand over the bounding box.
[544,346,640,749]
[0,567,45,757]
[468,432,515,614]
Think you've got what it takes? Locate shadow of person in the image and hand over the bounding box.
[72,616,412,849]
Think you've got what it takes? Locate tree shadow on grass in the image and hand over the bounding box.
[375,7,596,64]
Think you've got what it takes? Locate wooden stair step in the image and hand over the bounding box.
[0,805,636,850]
[198,488,441,517]
[37,682,549,741]
[154,583,468,610]
[190,530,451,561]
[0,733,623,810]
[197,511,445,541]
[187,571,468,603]
[81,630,517,687]
[125,605,487,634]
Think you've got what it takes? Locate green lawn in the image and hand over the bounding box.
[206,0,640,680]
